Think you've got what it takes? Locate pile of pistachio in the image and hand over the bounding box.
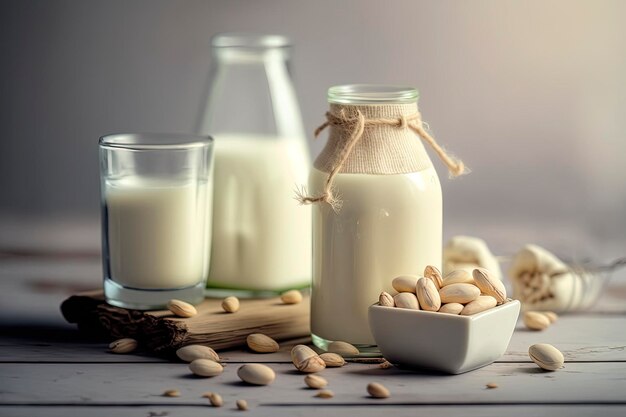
[378,265,507,315]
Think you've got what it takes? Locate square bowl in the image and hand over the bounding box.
[368,299,520,374]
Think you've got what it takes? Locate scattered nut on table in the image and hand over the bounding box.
[108,338,138,354]
[541,311,559,323]
[237,363,276,385]
[327,341,360,356]
[367,382,390,398]
[528,343,564,371]
[162,389,180,397]
[222,296,240,313]
[524,311,551,331]
[208,392,223,407]
[167,299,197,318]
[280,289,303,304]
[315,389,334,399]
[319,352,346,367]
[189,358,223,377]
[291,345,326,373]
[304,374,328,389]
[246,333,280,353]
[176,345,219,362]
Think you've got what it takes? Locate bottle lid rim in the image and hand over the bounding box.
[328,84,419,104]
[211,33,291,49]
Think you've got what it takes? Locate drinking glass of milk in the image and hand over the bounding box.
[99,133,213,310]
[197,33,311,296]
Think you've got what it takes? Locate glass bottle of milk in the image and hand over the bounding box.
[306,85,448,352]
[197,33,311,296]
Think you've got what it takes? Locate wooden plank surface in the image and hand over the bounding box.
[0,402,626,417]
[2,229,626,416]
[1,362,625,405]
[1,405,626,417]
[0,258,100,327]
[2,315,625,363]
[504,316,626,362]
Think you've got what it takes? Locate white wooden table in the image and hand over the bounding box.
[1,221,626,417]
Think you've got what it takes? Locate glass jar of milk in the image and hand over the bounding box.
[307,85,445,352]
[197,33,311,296]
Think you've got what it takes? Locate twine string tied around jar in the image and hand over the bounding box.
[296,109,467,212]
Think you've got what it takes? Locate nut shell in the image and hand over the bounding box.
[280,289,303,304]
[189,359,223,377]
[416,277,441,311]
[393,292,420,310]
[236,399,249,411]
[237,363,276,385]
[424,265,443,289]
[472,268,507,303]
[378,291,395,307]
[208,392,223,407]
[222,296,240,313]
[541,311,559,323]
[291,345,326,373]
[167,299,197,318]
[162,389,180,397]
[315,389,334,398]
[367,382,390,398]
[442,270,474,286]
[528,343,564,371]
[327,341,359,356]
[391,275,419,293]
[439,283,481,304]
[246,333,280,353]
[438,303,464,315]
[108,338,138,354]
[524,311,551,330]
[304,374,328,389]
[176,345,219,362]
[460,295,497,315]
[319,352,346,367]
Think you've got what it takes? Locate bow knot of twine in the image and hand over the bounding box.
[398,114,409,129]
[297,109,467,212]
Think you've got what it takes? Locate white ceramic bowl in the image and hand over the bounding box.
[368,300,520,374]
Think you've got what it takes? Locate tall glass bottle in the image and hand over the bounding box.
[197,33,311,296]
[308,85,443,351]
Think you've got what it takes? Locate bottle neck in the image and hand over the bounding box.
[197,46,303,139]
[328,102,419,119]
[212,47,290,65]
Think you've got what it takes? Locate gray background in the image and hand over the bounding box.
[1,0,625,260]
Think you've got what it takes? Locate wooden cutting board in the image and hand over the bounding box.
[61,290,310,354]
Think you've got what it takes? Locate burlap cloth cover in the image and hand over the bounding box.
[314,103,434,175]
[298,102,466,211]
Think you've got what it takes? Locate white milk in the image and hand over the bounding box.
[208,134,311,291]
[310,167,443,345]
[105,179,211,289]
